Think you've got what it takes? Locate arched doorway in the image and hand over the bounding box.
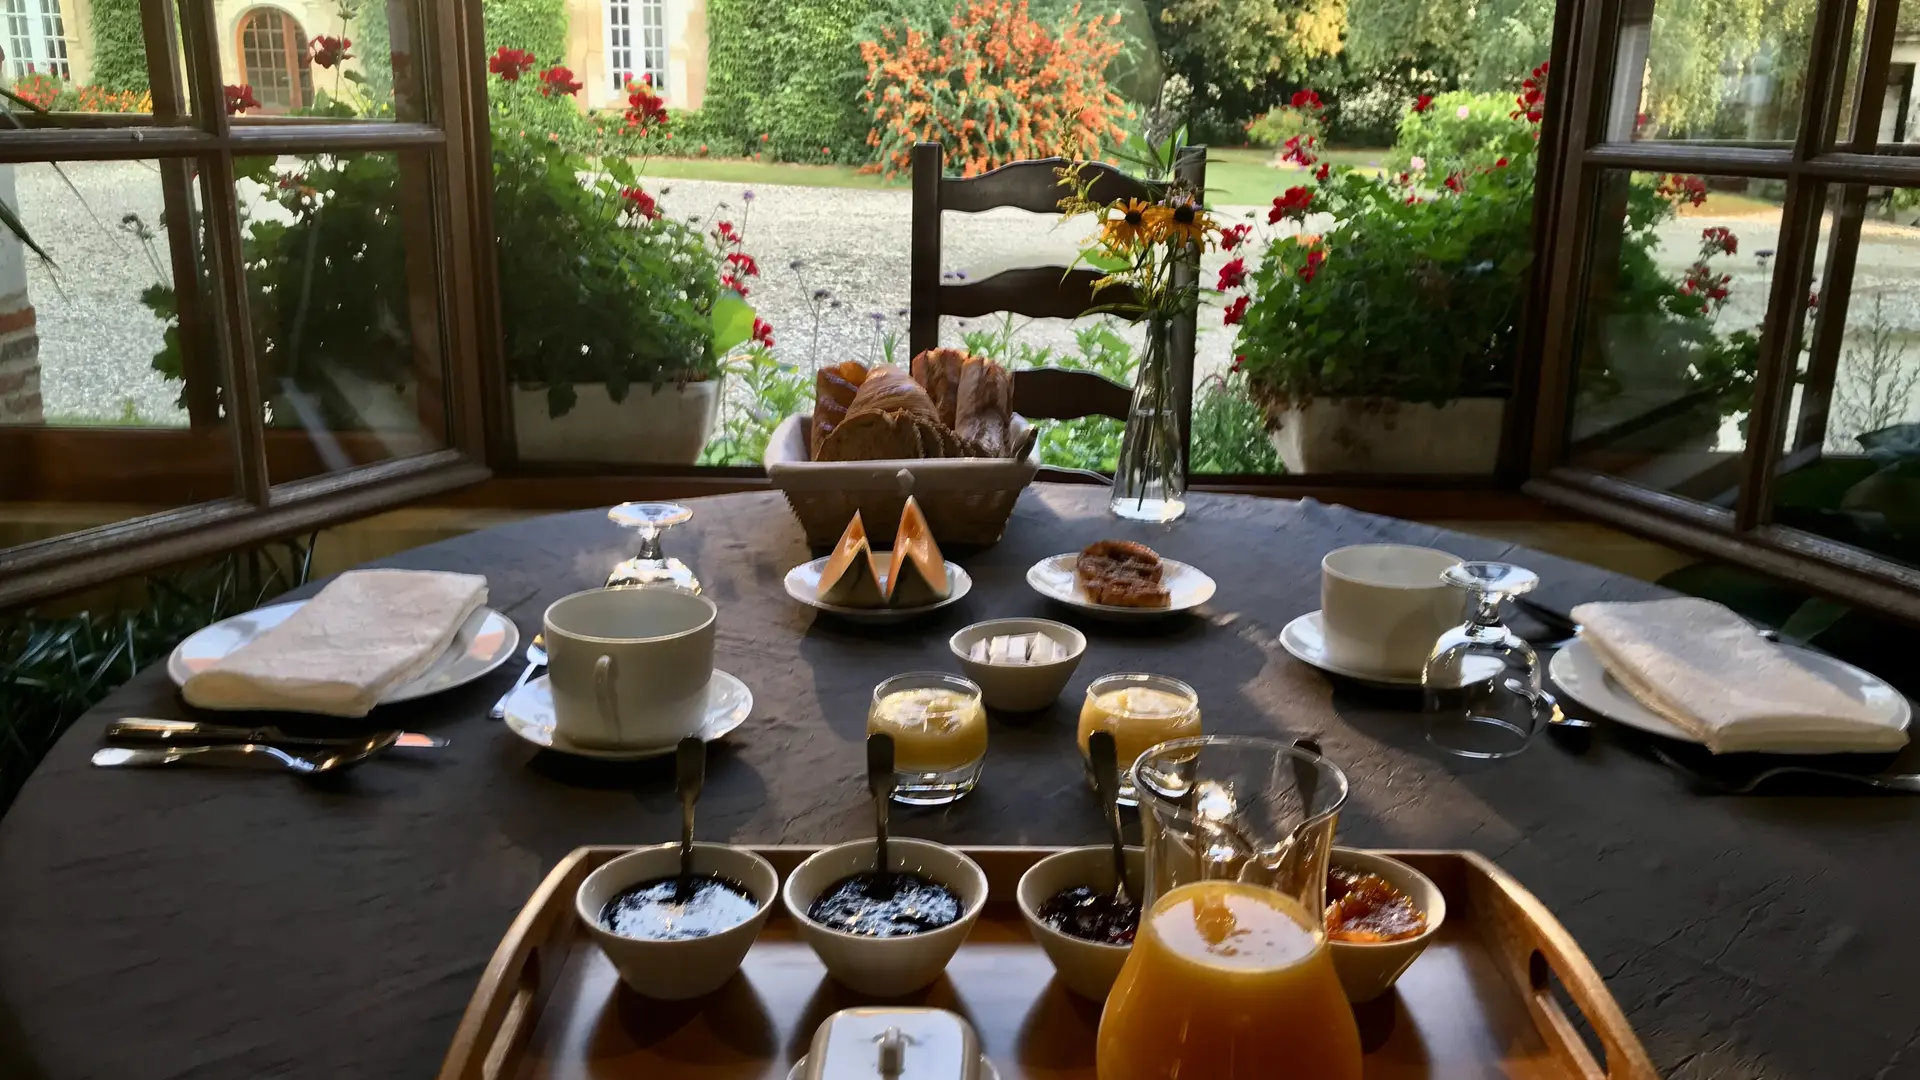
[236,7,312,112]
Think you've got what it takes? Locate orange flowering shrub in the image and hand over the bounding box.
[859,0,1129,179]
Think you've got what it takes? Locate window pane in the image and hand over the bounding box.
[223,0,426,121]
[0,157,230,547]
[1774,183,1920,568]
[230,150,449,484]
[1835,0,1920,150]
[1605,0,1817,144]
[1567,169,1791,505]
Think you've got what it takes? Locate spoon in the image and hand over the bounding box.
[867,732,895,895]
[491,633,547,719]
[674,735,705,903]
[1087,730,1133,907]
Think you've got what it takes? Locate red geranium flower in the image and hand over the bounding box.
[488,47,536,82]
[1495,156,1509,168]
[722,274,750,297]
[1280,133,1318,167]
[1289,88,1323,111]
[1220,223,1253,251]
[624,80,669,134]
[1222,294,1250,325]
[715,221,741,245]
[1701,226,1738,256]
[1655,173,1708,208]
[1299,247,1326,283]
[619,186,659,221]
[1444,173,1464,193]
[751,317,775,347]
[538,65,583,97]
[1230,354,1246,374]
[725,251,759,277]
[223,84,260,115]
[1269,186,1313,224]
[1413,93,1433,113]
[1216,257,1247,291]
[1314,162,1330,182]
[309,35,352,69]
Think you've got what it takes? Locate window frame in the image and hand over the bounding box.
[0,0,494,609]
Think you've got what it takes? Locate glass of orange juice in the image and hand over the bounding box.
[1098,736,1358,1080]
[868,672,986,805]
[1077,673,1201,806]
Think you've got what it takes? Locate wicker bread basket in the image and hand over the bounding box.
[763,412,1040,548]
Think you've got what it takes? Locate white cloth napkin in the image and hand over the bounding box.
[183,569,488,717]
[1572,597,1907,754]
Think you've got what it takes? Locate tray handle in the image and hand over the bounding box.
[1463,852,1660,1080]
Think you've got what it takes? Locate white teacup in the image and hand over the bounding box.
[543,587,716,749]
[1320,544,1464,678]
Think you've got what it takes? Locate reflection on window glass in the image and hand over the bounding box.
[219,0,420,120]
[476,0,1550,469]
[1836,3,1920,150]
[1608,0,1816,143]
[1569,170,1791,503]
[1774,186,1920,569]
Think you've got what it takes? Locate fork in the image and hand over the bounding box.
[1650,745,1920,794]
[91,733,398,775]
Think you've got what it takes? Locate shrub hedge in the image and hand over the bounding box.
[703,0,875,162]
[86,0,148,93]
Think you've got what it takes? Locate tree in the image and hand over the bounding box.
[1344,0,1552,92]
[1147,0,1346,132]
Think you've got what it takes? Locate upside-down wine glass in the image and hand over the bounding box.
[607,502,700,592]
[1421,561,1544,760]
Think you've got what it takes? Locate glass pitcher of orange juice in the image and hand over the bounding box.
[1097,736,1359,1080]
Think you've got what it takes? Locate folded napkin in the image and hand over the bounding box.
[184,569,488,717]
[1572,597,1906,754]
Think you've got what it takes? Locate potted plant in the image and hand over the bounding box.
[1222,86,1538,474]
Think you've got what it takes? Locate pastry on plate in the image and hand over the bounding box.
[1075,540,1171,609]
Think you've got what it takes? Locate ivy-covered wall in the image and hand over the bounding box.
[87,0,149,93]
[703,0,875,162]
[350,0,393,104]
[481,0,581,133]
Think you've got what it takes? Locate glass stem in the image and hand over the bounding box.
[637,527,663,562]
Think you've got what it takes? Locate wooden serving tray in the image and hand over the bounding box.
[439,847,1657,1080]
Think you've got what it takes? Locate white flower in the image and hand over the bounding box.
[1456,104,1471,119]
[1410,155,1426,172]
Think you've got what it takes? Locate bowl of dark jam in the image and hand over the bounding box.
[1325,847,1445,1003]
[575,843,779,1000]
[1015,846,1144,1000]
[782,838,987,996]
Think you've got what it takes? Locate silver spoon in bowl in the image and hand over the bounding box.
[867,732,896,896]
[1088,730,1133,909]
[674,735,706,903]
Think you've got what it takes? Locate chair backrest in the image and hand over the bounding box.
[908,141,1206,426]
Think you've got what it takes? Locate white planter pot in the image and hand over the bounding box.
[1267,396,1506,474]
[513,380,719,465]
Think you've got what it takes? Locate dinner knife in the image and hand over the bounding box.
[107,718,447,749]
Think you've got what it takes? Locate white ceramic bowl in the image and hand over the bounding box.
[949,618,1087,711]
[782,838,988,997]
[575,843,779,1000]
[1326,848,1447,1003]
[1015,845,1144,1000]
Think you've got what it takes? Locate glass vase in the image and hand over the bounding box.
[1110,314,1186,522]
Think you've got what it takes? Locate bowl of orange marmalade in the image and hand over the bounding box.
[1325,848,1446,1002]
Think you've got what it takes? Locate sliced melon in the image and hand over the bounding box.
[818,512,886,608]
[885,497,950,607]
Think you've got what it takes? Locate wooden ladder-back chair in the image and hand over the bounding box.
[908,141,1207,436]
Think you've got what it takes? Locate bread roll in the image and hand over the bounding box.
[955,356,1012,457]
[816,409,926,461]
[910,348,968,430]
[810,360,868,458]
[846,364,940,427]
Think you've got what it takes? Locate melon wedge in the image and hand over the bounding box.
[818,512,886,608]
[886,497,950,607]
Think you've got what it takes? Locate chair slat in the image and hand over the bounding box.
[939,268,1142,321]
[939,158,1148,215]
[1011,367,1133,422]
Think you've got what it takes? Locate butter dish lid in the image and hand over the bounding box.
[802,1007,981,1080]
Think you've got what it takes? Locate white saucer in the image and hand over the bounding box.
[1550,637,1911,750]
[786,1054,999,1080]
[1025,552,1216,621]
[1279,611,1503,689]
[502,671,752,760]
[784,551,973,623]
[168,601,519,709]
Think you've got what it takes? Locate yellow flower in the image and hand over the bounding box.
[1149,193,1215,249]
[1099,198,1154,250]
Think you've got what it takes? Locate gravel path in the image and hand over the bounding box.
[18,164,1920,434]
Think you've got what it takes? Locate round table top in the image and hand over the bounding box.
[0,486,1913,1080]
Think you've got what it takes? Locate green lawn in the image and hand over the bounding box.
[635,145,1396,207]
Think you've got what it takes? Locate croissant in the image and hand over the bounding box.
[810,360,869,458]
[845,364,940,427]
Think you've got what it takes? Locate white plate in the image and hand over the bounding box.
[1549,637,1912,750]
[783,552,973,623]
[1025,552,1216,621]
[1279,611,1504,689]
[167,601,519,709]
[502,671,753,760]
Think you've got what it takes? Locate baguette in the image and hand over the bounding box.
[954,356,1012,457]
[810,360,868,458]
[910,348,968,430]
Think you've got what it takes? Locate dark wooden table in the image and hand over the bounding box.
[0,487,1913,1080]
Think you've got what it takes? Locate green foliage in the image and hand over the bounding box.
[704,0,875,162]
[350,0,394,104]
[482,0,584,137]
[1387,91,1520,177]
[1191,372,1284,472]
[963,316,1134,472]
[0,537,314,813]
[1344,0,1551,93]
[700,346,814,465]
[1148,0,1345,137]
[86,0,149,93]
[1243,104,1320,148]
